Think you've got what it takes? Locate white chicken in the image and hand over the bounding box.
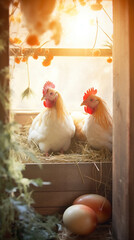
[72,88,112,151]
[28,81,75,154]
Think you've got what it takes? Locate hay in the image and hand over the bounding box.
[58,222,113,240]
[14,125,112,164]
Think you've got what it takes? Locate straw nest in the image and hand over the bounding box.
[58,222,113,240]
[14,125,112,164]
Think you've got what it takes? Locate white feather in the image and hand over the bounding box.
[83,115,112,151]
[28,108,75,153]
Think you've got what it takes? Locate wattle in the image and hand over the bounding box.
[43,100,55,108]
[84,106,94,114]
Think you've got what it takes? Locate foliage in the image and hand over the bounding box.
[0,120,62,240]
[16,208,62,240]
[21,87,34,100]
[0,7,62,240]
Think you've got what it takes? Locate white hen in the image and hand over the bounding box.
[72,88,112,151]
[28,81,75,154]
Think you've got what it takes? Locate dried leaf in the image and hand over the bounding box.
[21,87,34,99]
[104,40,113,49]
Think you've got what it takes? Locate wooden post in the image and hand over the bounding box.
[0,2,9,123]
[113,0,134,239]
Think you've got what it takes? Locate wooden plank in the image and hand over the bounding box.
[32,191,93,208]
[23,163,112,195]
[129,1,134,238]
[13,111,38,125]
[0,3,9,123]
[23,162,112,216]
[23,162,112,215]
[34,207,66,215]
[9,48,112,57]
[113,0,134,239]
[113,0,129,238]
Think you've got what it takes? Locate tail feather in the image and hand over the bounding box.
[71,111,87,141]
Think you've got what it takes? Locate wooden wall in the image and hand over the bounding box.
[0,3,9,123]
[113,0,134,239]
[23,162,112,215]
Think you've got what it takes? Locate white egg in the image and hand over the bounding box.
[63,204,97,235]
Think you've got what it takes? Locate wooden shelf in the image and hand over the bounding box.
[9,48,112,57]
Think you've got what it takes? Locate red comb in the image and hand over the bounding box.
[43,81,55,95]
[83,87,97,101]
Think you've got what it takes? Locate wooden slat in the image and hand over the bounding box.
[13,111,38,125]
[32,191,93,207]
[113,0,134,239]
[23,162,112,215]
[129,1,134,238]
[9,48,112,57]
[0,3,9,123]
[23,162,112,194]
[32,189,112,215]
[34,207,66,215]
[26,162,112,215]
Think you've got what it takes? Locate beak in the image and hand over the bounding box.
[41,96,45,101]
[81,100,86,106]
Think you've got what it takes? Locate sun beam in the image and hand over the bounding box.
[63,6,98,48]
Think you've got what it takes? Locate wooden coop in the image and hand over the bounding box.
[0,0,134,240]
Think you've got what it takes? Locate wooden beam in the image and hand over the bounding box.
[113,0,134,239]
[9,48,112,57]
[0,3,9,123]
[129,0,134,238]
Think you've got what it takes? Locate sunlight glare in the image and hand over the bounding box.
[65,7,97,47]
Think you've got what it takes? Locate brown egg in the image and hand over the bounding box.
[63,204,97,235]
[73,194,112,224]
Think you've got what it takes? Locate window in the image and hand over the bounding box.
[9,0,113,114]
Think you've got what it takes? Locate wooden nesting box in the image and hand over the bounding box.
[13,111,112,215]
[23,162,112,215]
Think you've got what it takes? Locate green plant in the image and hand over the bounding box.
[0,108,62,240]
[0,4,62,239]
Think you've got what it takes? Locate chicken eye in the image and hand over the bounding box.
[90,98,94,102]
[49,92,53,95]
